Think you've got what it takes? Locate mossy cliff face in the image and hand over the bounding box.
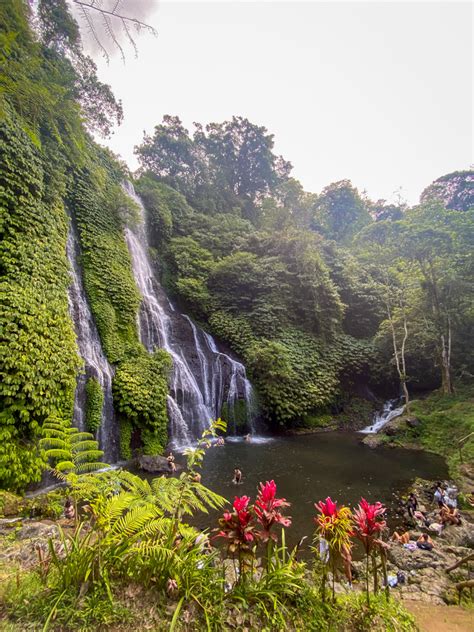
[0,113,79,491]
[0,2,172,490]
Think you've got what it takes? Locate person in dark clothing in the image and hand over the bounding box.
[406,493,418,519]
[417,534,434,551]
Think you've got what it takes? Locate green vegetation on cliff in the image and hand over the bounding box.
[0,1,170,489]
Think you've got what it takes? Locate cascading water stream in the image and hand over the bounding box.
[123,182,255,448]
[183,316,257,434]
[359,399,405,434]
[66,223,118,462]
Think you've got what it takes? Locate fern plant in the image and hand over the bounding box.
[40,415,105,476]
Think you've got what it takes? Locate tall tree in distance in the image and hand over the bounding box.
[312,180,372,244]
[136,115,292,224]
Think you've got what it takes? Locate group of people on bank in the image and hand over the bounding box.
[390,481,463,553]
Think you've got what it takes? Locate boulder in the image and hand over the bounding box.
[387,542,457,572]
[361,434,386,449]
[383,417,406,436]
[406,416,421,429]
[138,455,179,474]
[439,520,474,548]
[0,491,24,517]
[16,521,59,541]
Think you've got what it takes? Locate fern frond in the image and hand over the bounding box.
[39,437,68,450]
[115,470,153,498]
[42,448,71,460]
[55,460,76,472]
[111,505,161,538]
[75,461,106,474]
[73,450,104,463]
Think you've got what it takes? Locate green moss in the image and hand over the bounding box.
[0,492,24,518]
[300,413,334,429]
[221,399,250,433]
[85,377,104,433]
[335,396,377,430]
[69,164,142,364]
[119,418,133,460]
[0,112,79,492]
[24,489,65,520]
[114,351,172,457]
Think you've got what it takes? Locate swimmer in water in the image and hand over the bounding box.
[232,468,242,484]
[244,433,251,442]
[167,451,176,473]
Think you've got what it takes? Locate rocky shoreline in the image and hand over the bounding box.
[378,478,474,605]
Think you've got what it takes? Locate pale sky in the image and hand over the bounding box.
[89,1,473,205]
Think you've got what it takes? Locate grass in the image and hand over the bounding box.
[0,567,417,631]
[393,384,474,481]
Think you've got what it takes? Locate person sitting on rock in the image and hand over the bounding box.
[64,498,75,520]
[167,452,176,473]
[416,533,434,551]
[406,493,418,519]
[390,530,410,544]
[232,468,242,484]
[439,503,461,527]
[433,482,444,505]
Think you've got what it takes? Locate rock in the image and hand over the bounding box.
[439,520,474,548]
[384,417,406,436]
[406,416,421,429]
[16,521,59,541]
[138,455,180,474]
[387,543,457,572]
[0,491,24,517]
[361,434,386,448]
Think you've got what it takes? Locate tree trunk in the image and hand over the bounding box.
[440,329,453,395]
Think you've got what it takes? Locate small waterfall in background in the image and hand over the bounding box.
[123,182,255,449]
[66,224,118,462]
[359,399,405,434]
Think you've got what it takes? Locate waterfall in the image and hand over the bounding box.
[359,399,405,434]
[123,182,255,448]
[66,224,118,462]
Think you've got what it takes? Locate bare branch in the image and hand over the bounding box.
[121,18,138,58]
[101,11,125,63]
[78,4,110,62]
[73,1,157,35]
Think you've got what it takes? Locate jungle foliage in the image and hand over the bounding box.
[0,0,473,491]
[134,115,474,426]
[0,1,169,490]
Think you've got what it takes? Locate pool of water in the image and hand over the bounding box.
[185,432,447,550]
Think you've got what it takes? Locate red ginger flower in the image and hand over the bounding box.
[217,495,257,547]
[316,497,338,520]
[314,497,353,553]
[254,480,291,542]
[353,498,387,553]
